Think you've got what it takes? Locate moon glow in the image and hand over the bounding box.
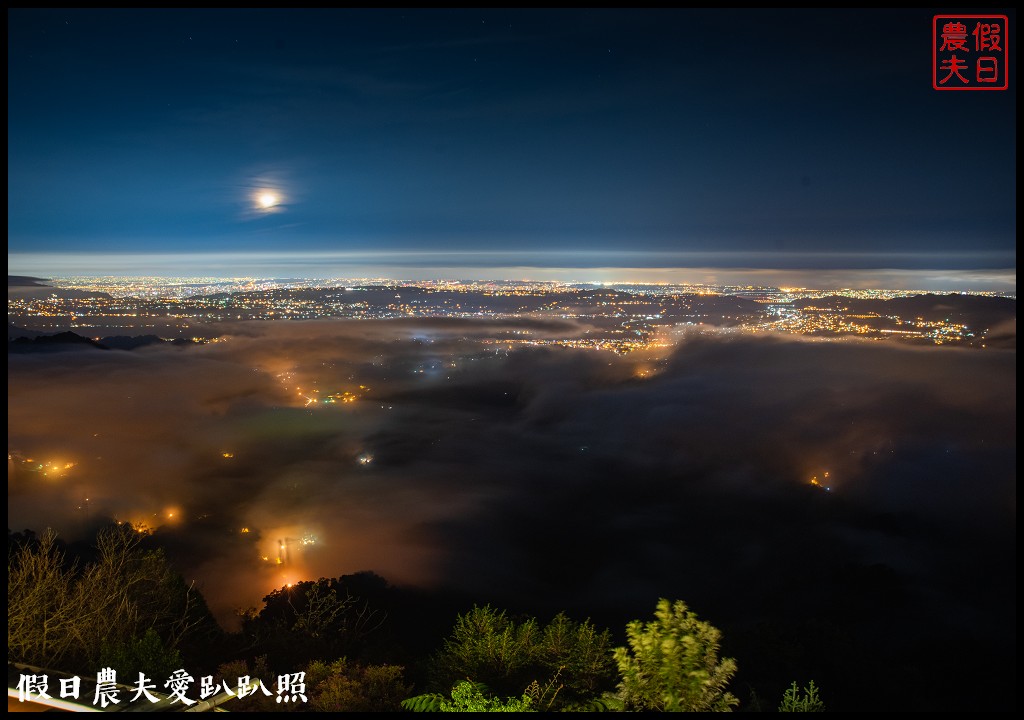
[257,192,279,209]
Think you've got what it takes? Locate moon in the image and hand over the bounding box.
[257,192,279,209]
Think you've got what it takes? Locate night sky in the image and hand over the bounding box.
[7,8,1017,278]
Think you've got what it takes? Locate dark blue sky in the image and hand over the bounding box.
[7,8,1017,273]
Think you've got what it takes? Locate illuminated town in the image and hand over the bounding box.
[9,276,1013,350]
[9,273,1013,593]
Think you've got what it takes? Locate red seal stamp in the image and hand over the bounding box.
[933,15,1009,90]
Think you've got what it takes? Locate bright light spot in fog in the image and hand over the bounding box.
[809,472,833,492]
[357,453,373,465]
[257,192,279,209]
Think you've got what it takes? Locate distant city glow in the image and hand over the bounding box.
[7,252,1015,292]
